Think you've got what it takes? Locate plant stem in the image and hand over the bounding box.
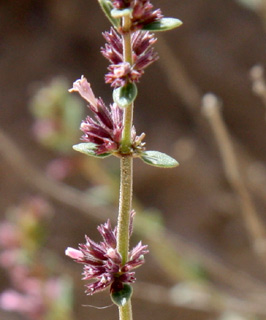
[121,103,133,154]
[117,13,134,265]
[119,301,132,320]
[117,156,133,263]
[121,14,133,154]
[116,14,134,320]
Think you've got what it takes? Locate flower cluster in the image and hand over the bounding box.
[69,76,146,155]
[102,28,158,87]
[65,217,148,295]
[112,0,163,31]
[69,76,123,155]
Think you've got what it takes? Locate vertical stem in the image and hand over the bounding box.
[119,301,132,320]
[116,14,134,320]
[117,13,134,265]
[117,156,133,263]
[121,104,133,154]
[121,14,134,154]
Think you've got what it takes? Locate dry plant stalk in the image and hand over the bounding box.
[250,65,266,116]
[202,93,266,260]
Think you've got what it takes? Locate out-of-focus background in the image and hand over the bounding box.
[0,1,266,319]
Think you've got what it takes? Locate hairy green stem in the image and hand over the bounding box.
[116,14,134,320]
[117,14,133,264]
[119,301,132,320]
[117,156,133,263]
[121,14,133,154]
[121,105,133,154]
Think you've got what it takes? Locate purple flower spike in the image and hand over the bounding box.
[69,76,124,154]
[65,218,148,296]
[102,28,158,87]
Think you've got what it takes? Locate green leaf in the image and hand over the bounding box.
[98,0,120,29]
[113,83,138,108]
[140,151,179,168]
[111,8,133,19]
[111,284,133,307]
[73,143,111,158]
[142,17,183,32]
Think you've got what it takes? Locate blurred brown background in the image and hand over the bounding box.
[0,0,266,320]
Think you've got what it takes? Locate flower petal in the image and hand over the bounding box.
[65,247,83,260]
[69,76,98,107]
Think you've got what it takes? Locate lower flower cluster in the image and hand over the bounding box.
[65,217,148,295]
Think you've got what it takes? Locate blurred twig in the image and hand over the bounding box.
[202,94,266,260]
[0,127,112,222]
[250,65,266,116]
[134,281,266,318]
[157,36,202,115]
[158,37,266,255]
[158,38,266,199]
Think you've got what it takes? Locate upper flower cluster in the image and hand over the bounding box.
[102,28,158,87]
[65,216,148,295]
[112,0,163,31]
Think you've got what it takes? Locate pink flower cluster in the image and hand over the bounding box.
[102,28,158,87]
[99,0,161,91]
[66,216,148,295]
[69,76,146,155]
[69,76,124,154]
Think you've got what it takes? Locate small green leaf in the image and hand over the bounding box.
[98,0,120,28]
[142,17,183,32]
[111,284,133,307]
[111,8,133,19]
[140,151,179,168]
[113,83,138,108]
[73,143,111,158]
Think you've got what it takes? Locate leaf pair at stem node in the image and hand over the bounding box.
[73,143,179,168]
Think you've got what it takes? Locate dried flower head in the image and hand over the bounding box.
[102,28,158,87]
[65,216,148,295]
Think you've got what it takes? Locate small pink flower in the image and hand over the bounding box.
[69,76,124,155]
[65,247,83,260]
[69,75,98,108]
